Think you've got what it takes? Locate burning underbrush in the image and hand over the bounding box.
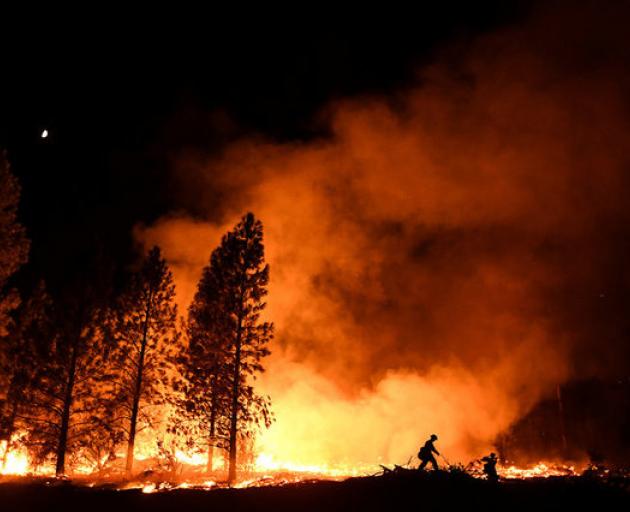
[2,448,630,493]
[2,431,629,491]
[2,465,629,512]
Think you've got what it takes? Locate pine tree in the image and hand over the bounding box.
[0,152,29,336]
[181,260,234,473]
[206,212,273,484]
[0,282,52,469]
[23,282,112,476]
[108,246,180,476]
[19,247,114,476]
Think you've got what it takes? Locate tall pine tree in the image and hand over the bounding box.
[109,246,180,476]
[23,279,112,476]
[182,263,234,473]
[204,212,273,483]
[18,245,115,475]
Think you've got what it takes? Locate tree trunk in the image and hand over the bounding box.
[56,342,78,477]
[125,293,152,476]
[0,401,18,470]
[228,316,243,485]
[207,385,217,473]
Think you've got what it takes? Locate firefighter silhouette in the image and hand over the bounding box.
[481,452,499,482]
[418,434,440,470]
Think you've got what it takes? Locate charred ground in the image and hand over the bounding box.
[1,471,629,512]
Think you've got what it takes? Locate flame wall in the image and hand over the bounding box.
[135,2,630,466]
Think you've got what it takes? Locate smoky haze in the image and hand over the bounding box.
[136,2,630,466]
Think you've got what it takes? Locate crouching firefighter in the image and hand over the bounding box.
[481,452,499,482]
[418,434,440,470]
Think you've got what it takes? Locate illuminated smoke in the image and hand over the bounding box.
[135,2,630,467]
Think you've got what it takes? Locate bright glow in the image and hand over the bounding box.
[500,462,579,479]
[175,450,206,466]
[254,452,372,477]
[0,431,588,487]
[41,129,48,138]
[0,441,29,475]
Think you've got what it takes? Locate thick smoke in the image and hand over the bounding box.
[136,2,630,466]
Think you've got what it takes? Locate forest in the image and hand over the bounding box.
[0,153,273,483]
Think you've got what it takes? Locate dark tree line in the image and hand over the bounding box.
[0,155,273,483]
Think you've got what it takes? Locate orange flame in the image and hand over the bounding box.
[0,438,29,476]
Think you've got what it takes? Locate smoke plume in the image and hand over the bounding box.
[135,2,630,466]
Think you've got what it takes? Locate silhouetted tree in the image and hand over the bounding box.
[180,265,234,473]
[20,248,114,476]
[0,152,29,336]
[23,285,112,476]
[208,213,273,484]
[0,282,52,469]
[108,246,180,476]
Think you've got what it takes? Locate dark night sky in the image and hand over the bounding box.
[0,3,531,290]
